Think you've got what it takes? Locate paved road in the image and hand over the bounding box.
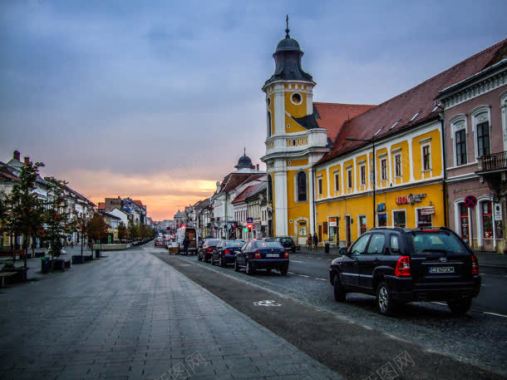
[163,249,507,378]
[0,244,339,380]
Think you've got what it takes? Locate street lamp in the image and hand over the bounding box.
[346,128,383,228]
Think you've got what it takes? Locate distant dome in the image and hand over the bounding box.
[235,153,255,170]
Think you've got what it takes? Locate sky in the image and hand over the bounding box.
[1,0,506,220]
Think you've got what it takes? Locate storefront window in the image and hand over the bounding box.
[393,210,406,228]
[359,215,367,235]
[481,200,493,239]
[378,213,387,227]
[459,203,469,241]
[417,209,432,228]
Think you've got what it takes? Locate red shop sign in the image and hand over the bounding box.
[464,195,477,208]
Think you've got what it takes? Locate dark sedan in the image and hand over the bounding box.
[266,236,297,253]
[197,238,221,263]
[211,240,245,267]
[235,240,289,275]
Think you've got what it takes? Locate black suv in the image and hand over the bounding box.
[329,227,481,316]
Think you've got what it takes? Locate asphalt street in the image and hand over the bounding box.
[155,248,507,379]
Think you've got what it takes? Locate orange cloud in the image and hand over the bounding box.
[62,169,216,220]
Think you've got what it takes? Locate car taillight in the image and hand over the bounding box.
[206,247,213,253]
[394,256,411,277]
[283,251,289,258]
[254,251,262,259]
[471,255,479,276]
[224,249,231,255]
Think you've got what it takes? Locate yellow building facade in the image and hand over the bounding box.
[315,123,445,246]
[262,24,446,246]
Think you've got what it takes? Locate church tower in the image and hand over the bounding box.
[261,18,329,242]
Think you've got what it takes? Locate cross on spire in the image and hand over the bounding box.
[285,15,290,38]
[243,147,246,156]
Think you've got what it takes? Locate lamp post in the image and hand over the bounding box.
[346,131,382,228]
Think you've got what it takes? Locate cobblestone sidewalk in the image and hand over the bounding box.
[0,246,340,380]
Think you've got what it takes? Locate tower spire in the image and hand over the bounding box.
[285,15,290,38]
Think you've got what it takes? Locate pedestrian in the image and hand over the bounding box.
[183,236,189,256]
[307,234,312,250]
[313,234,319,250]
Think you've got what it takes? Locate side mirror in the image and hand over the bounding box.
[338,247,348,256]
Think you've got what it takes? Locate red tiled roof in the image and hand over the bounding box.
[98,202,105,211]
[220,173,264,193]
[232,182,266,204]
[133,199,144,207]
[320,38,507,164]
[314,102,375,141]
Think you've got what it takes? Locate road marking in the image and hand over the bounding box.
[483,311,507,319]
[288,272,295,275]
[291,260,304,263]
[431,302,447,306]
[316,278,327,281]
[298,274,310,278]
[253,300,282,307]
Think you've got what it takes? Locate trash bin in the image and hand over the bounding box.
[41,257,51,274]
[95,249,100,259]
[324,242,330,254]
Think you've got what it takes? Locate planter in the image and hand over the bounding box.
[84,255,93,262]
[95,250,101,259]
[41,257,51,274]
[72,255,85,265]
[52,259,65,271]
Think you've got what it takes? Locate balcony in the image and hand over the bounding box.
[477,151,507,174]
[263,129,329,159]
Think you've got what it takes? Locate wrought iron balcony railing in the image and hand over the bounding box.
[477,151,507,173]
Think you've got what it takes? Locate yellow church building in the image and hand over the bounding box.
[261,22,490,247]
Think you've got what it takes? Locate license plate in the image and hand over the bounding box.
[429,266,455,274]
[266,253,279,258]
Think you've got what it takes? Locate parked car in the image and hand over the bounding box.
[198,239,221,263]
[265,236,296,253]
[176,226,198,255]
[329,227,481,316]
[211,240,245,267]
[154,238,166,248]
[235,239,289,275]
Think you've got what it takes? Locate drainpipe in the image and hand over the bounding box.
[311,166,317,236]
[439,108,449,227]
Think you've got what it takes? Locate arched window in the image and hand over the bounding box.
[297,171,307,201]
[267,111,272,137]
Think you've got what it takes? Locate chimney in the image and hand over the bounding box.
[13,150,20,161]
[24,156,30,165]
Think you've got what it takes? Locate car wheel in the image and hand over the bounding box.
[279,265,288,276]
[333,275,346,302]
[234,260,240,272]
[376,282,397,316]
[246,261,255,275]
[219,256,225,267]
[447,298,472,316]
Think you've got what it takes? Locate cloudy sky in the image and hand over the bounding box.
[1,0,506,220]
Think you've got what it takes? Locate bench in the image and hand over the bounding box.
[0,272,17,288]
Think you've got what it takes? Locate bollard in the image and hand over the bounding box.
[325,242,330,254]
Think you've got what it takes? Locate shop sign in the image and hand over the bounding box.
[494,203,503,221]
[377,203,386,212]
[246,217,253,223]
[329,217,337,227]
[420,207,435,216]
[464,195,477,208]
[396,193,427,205]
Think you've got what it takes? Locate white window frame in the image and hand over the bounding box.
[392,209,406,228]
[380,157,388,181]
[334,170,340,192]
[346,167,353,189]
[394,152,402,178]
[450,115,467,167]
[471,106,491,159]
[359,163,366,186]
[421,143,431,172]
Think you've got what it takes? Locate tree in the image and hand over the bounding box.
[6,160,45,269]
[128,223,140,241]
[87,213,108,247]
[117,222,127,242]
[74,212,90,257]
[44,178,71,259]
